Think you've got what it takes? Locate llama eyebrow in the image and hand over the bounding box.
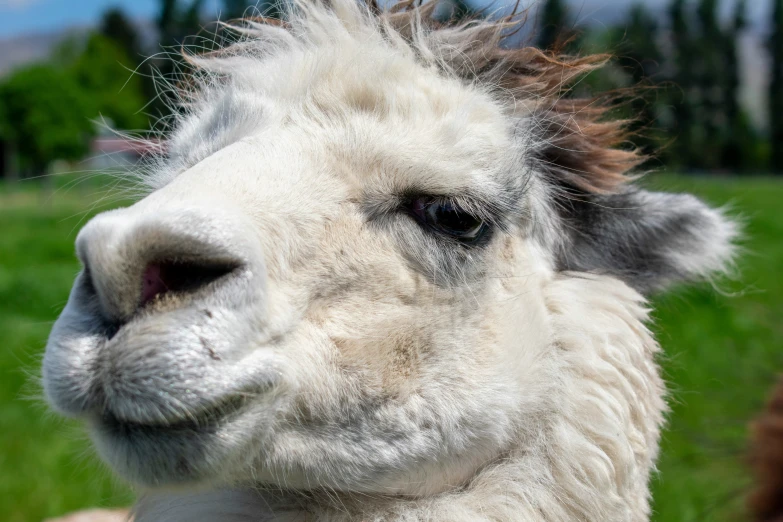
[362,188,513,227]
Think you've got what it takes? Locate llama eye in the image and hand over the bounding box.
[409,197,489,243]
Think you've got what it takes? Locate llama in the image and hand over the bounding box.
[42,1,737,521]
[749,377,783,522]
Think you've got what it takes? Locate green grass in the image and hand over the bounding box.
[1,175,781,521]
[0,181,135,522]
[645,176,783,522]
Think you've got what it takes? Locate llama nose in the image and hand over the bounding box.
[75,207,257,324]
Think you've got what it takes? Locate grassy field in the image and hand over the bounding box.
[1,175,781,521]
[0,182,135,522]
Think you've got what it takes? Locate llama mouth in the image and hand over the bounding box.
[89,396,253,486]
[96,394,249,436]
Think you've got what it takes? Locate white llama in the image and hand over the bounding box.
[42,2,737,521]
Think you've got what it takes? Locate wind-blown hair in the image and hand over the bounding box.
[150,0,732,295]
[158,0,639,195]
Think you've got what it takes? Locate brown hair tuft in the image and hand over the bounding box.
[749,377,783,522]
[379,1,643,195]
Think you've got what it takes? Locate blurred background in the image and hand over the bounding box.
[1,0,781,520]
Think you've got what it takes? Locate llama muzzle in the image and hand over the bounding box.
[43,202,278,426]
[74,206,261,324]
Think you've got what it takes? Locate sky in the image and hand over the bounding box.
[0,0,216,38]
[0,0,773,39]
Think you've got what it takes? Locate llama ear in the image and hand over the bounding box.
[553,188,737,294]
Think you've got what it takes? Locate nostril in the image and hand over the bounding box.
[141,264,166,306]
[140,260,239,308]
[76,210,259,323]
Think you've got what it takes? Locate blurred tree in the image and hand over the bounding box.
[158,0,179,42]
[695,0,724,169]
[723,0,748,171]
[49,34,84,66]
[100,8,142,64]
[151,0,206,123]
[619,6,663,83]
[99,8,160,121]
[150,0,286,124]
[603,5,665,159]
[537,0,570,50]
[156,0,206,52]
[223,0,252,19]
[0,91,15,181]
[0,65,95,174]
[579,0,761,173]
[68,34,149,131]
[221,0,283,23]
[181,0,205,38]
[770,0,783,172]
[669,0,696,169]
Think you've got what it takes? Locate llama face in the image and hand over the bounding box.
[42,0,735,501]
[44,56,549,494]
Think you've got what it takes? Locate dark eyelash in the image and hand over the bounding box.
[400,195,493,246]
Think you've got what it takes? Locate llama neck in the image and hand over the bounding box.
[134,275,666,522]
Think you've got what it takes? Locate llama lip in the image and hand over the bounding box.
[97,394,248,434]
[41,286,281,428]
[89,397,253,486]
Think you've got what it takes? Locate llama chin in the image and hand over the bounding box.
[42,1,737,521]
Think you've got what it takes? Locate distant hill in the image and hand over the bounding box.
[0,18,156,77]
[0,28,78,76]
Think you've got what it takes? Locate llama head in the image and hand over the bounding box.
[43,0,735,497]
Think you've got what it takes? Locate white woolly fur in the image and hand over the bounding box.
[133,274,665,522]
[41,1,735,521]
